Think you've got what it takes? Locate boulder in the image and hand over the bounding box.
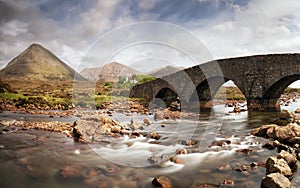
[73,115,121,143]
[143,118,151,126]
[170,156,184,164]
[154,109,181,121]
[129,119,143,131]
[150,132,161,140]
[222,179,234,186]
[152,176,172,188]
[265,157,292,177]
[261,173,291,188]
[251,123,300,143]
[295,108,300,113]
[277,150,297,172]
[279,110,295,121]
[210,140,231,147]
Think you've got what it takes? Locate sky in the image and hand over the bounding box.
[1,0,300,86]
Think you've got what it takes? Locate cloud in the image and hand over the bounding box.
[189,0,300,59]
[0,0,300,75]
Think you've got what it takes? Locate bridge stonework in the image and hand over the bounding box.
[129,54,300,111]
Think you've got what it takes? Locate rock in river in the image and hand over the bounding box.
[129,119,143,131]
[73,115,122,143]
[58,166,81,179]
[251,123,300,143]
[152,176,172,188]
[261,173,291,188]
[265,157,292,177]
[279,109,295,121]
[277,150,298,173]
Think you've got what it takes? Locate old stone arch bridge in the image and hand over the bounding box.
[129,53,300,112]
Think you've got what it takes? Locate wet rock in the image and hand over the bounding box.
[170,156,184,164]
[73,115,120,143]
[185,140,198,146]
[250,162,258,168]
[265,157,292,177]
[210,140,231,147]
[152,176,172,188]
[150,132,161,140]
[295,108,300,113]
[277,150,297,172]
[130,131,141,138]
[236,148,253,155]
[154,111,164,121]
[154,109,181,121]
[129,119,143,131]
[222,179,234,186]
[58,166,81,179]
[148,156,160,164]
[229,106,241,113]
[263,141,278,150]
[176,148,187,155]
[217,164,231,171]
[279,110,295,121]
[273,140,293,153]
[143,118,151,126]
[251,123,300,143]
[261,173,291,188]
[241,165,249,171]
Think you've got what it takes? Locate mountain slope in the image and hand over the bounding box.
[0,79,14,93]
[80,62,141,82]
[149,65,183,78]
[0,43,85,81]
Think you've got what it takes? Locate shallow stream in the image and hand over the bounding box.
[0,102,300,187]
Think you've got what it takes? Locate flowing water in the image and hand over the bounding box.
[0,102,300,188]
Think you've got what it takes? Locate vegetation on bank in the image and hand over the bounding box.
[284,87,300,95]
[1,77,300,111]
[214,86,246,100]
[0,76,153,110]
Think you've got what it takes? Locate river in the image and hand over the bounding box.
[0,101,300,187]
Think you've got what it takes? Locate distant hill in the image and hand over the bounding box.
[0,43,85,81]
[80,67,102,81]
[149,65,183,78]
[80,62,141,82]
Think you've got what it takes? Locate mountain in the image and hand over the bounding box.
[149,65,183,78]
[80,62,141,82]
[80,67,102,81]
[0,43,85,81]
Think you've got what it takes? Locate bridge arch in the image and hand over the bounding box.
[190,77,247,102]
[263,74,300,110]
[154,87,180,109]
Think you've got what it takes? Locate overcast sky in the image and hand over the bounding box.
[1,0,300,85]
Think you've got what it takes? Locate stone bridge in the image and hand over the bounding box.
[129,53,300,111]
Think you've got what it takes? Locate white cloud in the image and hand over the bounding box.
[189,0,300,59]
[0,20,29,36]
[1,0,300,75]
[78,0,121,38]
